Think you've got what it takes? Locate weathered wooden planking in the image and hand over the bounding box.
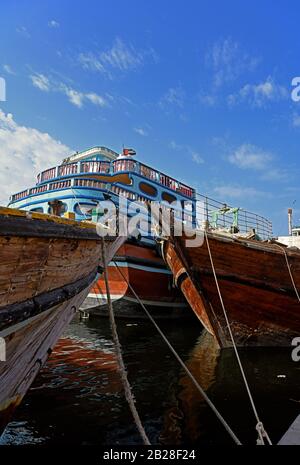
[0,270,97,331]
[0,215,102,240]
[278,415,300,445]
[0,207,127,434]
[178,233,300,294]
[164,232,300,347]
[0,236,101,308]
[0,286,90,434]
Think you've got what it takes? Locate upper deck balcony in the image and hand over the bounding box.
[33,158,195,199]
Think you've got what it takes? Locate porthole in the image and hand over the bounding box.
[162,192,177,203]
[139,181,157,197]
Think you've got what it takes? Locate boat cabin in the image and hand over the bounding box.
[8,146,196,228]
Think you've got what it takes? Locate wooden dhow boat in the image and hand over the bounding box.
[8,146,194,318]
[0,207,124,435]
[159,201,300,348]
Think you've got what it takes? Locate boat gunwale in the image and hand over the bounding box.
[0,206,97,230]
[0,207,119,241]
[0,269,98,333]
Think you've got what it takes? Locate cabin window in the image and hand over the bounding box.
[139,182,157,198]
[30,207,44,213]
[162,192,177,203]
[74,202,97,216]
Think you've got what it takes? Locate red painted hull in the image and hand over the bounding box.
[82,241,189,317]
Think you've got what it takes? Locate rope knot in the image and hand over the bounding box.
[256,421,272,445]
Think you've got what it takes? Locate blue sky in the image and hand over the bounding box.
[0,0,300,233]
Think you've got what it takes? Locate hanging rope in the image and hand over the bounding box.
[274,243,300,302]
[100,239,151,445]
[71,186,88,220]
[113,260,242,445]
[204,230,272,445]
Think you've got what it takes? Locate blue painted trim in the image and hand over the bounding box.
[10,192,110,210]
[10,185,110,204]
[36,170,194,200]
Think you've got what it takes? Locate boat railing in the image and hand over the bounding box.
[195,193,273,239]
[36,159,195,199]
[112,159,137,173]
[38,160,111,184]
[11,189,30,201]
[80,160,110,174]
[73,178,108,190]
[29,184,49,195]
[138,162,195,198]
[58,163,78,177]
[111,159,195,198]
[39,167,57,183]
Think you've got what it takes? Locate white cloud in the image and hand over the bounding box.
[169,141,181,150]
[48,20,60,28]
[160,86,185,108]
[30,73,50,92]
[3,64,16,75]
[191,151,204,165]
[214,184,268,200]
[227,143,288,182]
[78,53,106,73]
[206,38,259,88]
[260,168,289,181]
[228,143,272,170]
[16,26,30,38]
[100,37,143,70]
[0,109,72,205]
[61,87,108,108]
[63,87,84,107]
[134,127,148,137]
[169,140,204,164]
[85,92,107,107]
[228,76,288,107]
[30,74,108,108]
[78,37,157,77]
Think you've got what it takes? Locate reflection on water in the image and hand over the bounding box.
[1,311,300,445]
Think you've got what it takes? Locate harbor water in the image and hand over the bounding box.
[1,310,300,446]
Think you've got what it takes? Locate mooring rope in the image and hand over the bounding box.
[204,230,272,445]
[71,186,89,220]
[274,243,300,303]
[113,260,242,445]
[100,239,151,445]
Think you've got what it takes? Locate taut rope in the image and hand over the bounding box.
[100,239,151,445]
[204,230,272,445]
[113,260,242,445]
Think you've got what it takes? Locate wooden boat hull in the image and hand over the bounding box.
[0,207,123,435]
[81,241,188,318]
[0,286,90,434]
[163,233,300,347]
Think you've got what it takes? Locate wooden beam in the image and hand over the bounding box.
[0,215,101,240]
[0,269,98,332]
